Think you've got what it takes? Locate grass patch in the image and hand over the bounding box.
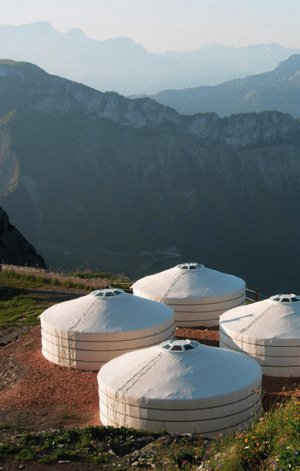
[16,448,35,461]
[0,267,133,294]
[61,413,73,420]
[67,269,112,280]
[0,268,133,329]
[0,270,51,290]
[0,294,43,328]
[66,269,132,291]
[199,397,299,471]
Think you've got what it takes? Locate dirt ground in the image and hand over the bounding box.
[0,267,299,470]
[1,324,299,436]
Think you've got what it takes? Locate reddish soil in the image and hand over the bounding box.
[1,324,299,437]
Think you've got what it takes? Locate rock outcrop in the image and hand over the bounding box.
[0,207,46,268]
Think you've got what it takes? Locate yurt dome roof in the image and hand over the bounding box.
[131,263,245,301]
[219,293,300,377]
[41,288,174,338]
[220,293,300,343]
[98,339,262,436]
[131,263,246,328]
[99,338,261,403]
[40,289,175,370]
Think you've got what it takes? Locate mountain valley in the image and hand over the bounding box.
[0,60,299,296]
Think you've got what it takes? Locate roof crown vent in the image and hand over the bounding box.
[92,289,124,298]
[176,263,204,270]
[271,294,300,303]
[160,339,200,352]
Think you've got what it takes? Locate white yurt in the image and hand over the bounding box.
[98,339,262,437]
[131,263,246,328]
[219,294,300,377]
[40,288,175,371]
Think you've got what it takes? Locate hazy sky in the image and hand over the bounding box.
[0,0,299,53]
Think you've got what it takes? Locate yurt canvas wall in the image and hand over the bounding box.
[40,289,175,371]
[131,263,246,328]
[219,294,300,377]
[98,339,262,437]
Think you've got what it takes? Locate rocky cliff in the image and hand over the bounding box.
[1,60,299,147]
[0,61,299,296]
[0,207,46,268]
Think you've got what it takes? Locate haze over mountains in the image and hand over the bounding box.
[0,60,299,297]
[149,55,300,118]
[0,22,299,95]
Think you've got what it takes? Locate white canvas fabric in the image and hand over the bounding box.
[219,294,300,377]
[98,339,262,437]
[131,263,245,327]
[40,289,175,370]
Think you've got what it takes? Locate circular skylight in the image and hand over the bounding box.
[176,263,204,270]
[92,289,124,298]
[271,294,300,303]
[160,339,200,352]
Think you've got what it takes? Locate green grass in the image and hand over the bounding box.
[0,270,53,290]
[0,294,43,328]
[0,268,132,292]
[66,269,132,291]
[0,268,133,328]
[0,271,80,328]
[66,269,112,280]
[0,425,154,465]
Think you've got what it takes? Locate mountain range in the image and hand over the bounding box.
[149,55,300,118]
[0,60,299,297]
[0,22,299,95]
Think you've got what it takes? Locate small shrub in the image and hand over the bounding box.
[0,441,21,458]
[16,448,35,461]
[49,448,79,462]
[171,449,200,468]
[51,278,60,286]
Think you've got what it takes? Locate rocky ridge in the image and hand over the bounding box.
[2,60,300,148]
[150,54,300,118]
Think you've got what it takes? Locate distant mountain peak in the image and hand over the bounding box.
[0,59,47,79]
[19,21,57,34]
[278,54,300,70]
[0,22,299,95]
[64,27,88,40]
[149,53,300,118]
